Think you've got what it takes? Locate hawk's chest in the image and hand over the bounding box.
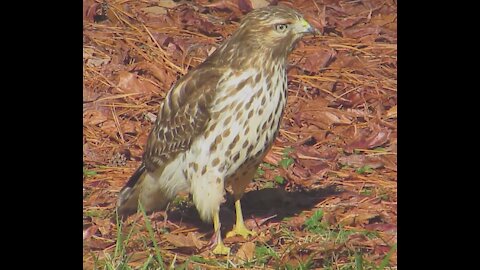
[198,67,288,177]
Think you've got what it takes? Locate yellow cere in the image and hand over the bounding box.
[300,18,310,28]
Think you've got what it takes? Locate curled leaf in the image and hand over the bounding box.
[236,242,256,262]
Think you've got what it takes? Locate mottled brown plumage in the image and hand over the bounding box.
[117,5,316,254]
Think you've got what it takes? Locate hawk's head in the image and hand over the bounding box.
[208,5,317,67]
[239,5,316,48]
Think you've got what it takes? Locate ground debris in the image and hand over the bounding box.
[84,0,396,268]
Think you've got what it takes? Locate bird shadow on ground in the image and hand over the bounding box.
[163,184,344,236]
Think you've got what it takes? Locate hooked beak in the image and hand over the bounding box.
[299,18,320,36]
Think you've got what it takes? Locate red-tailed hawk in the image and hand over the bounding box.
[117,5,317,254]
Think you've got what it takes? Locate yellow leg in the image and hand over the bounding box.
[212,210,230,255]
[226,199,257,238]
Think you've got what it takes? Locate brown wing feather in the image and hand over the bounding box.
[117,66,225,216]
[143,66,225,173]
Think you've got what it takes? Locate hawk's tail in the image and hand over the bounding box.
[116,163,147,217]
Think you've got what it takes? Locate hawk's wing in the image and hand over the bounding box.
[117,64,226,216]
[143,65,225,173]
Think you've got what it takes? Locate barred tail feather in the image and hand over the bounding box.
[116,163,147,217]
[117,162,188,217]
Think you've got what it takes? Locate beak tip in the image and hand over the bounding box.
[307,25,321,36]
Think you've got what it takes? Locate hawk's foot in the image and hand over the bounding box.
[212,242,231,255]
[226,223,257,239]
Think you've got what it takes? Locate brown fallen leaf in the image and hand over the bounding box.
[377,155,397,172]
[83,237,113,250]
[187,232,206,250]
[374,245,394,256]
[345,233,372,250]
[157,0,181,9]
[180,8,218,35]
[295,145,336,160]
[291,163,311,179]
[120,120,141,135]
[144,112,157,123]
[100,120,118,137]
[83,143,104,164]
[263,150,281,165]
[308,111,352,129]
[137,7,174,29]
[328,52,365,70]
[323,211,337,225]
[83,225,98,241]
[83,0,397,266]
[338,154,384,169]
[287,168,315,186]
[164,232,205,249]
[338,212,380,227]
[126,251,153,267]
[83,110,108,126]
[386,105,397,119]
[292,149,331,176]
[84,0,100,22]
[254,230,272,243]
[285,215,307,228]
[140,6,167,16]
[301,48,336,73]
[346,125,391,152]
[92,216,112,236]
[164,233,191,248]
[365,223,397,232]
[236,242,256,262]
[297,102,353,129]
[309,163,330,177]
[370,13,397,31]
[83,47,111,67]
[203,0,243,17]
[330,16,365,29]
[132,62,173,92]
[343,26,381,39]
[116,71,159,94]
[238,0,271,13]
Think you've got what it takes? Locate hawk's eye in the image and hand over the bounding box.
[275,24,288,33]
